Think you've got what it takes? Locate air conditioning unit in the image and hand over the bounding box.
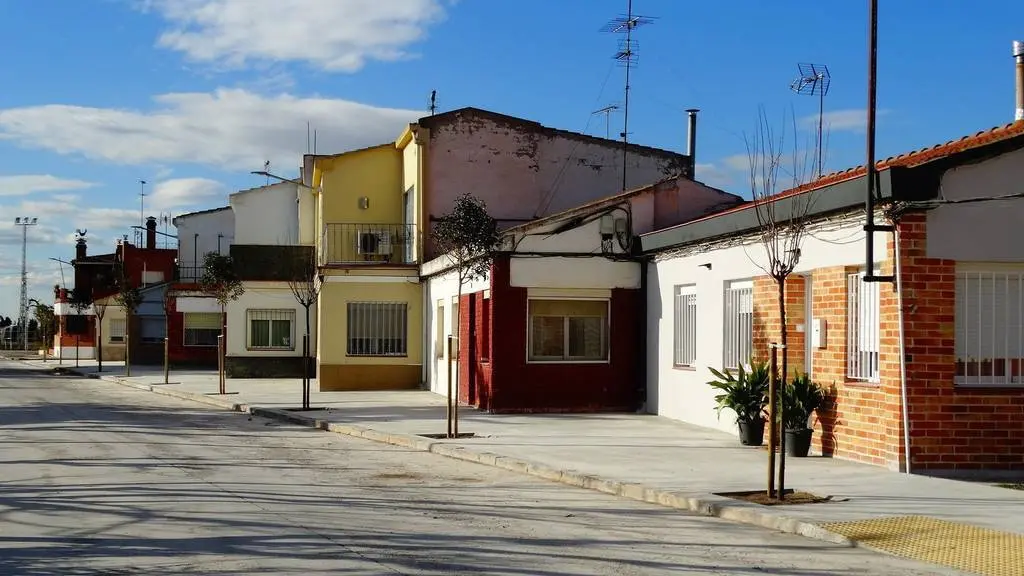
[356,230,393,256]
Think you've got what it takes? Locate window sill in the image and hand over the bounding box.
[527,359,610,365]
[346,354,409,358]
[673,364,697,371]
[844,379,881,388]
[184,344,218,348]
[247,347,296,352]
[954,382,1024,390]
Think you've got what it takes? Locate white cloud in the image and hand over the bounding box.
[0,175,95,197]
[144,0,447,72]
[149,178,225,211]
[694,163,735,189]
[0,88,421,171]
[799,109,890,134]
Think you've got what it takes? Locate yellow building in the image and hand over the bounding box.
[308,143,424,390]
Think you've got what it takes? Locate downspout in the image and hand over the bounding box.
[893,221,912,474]
[638,255,649,412]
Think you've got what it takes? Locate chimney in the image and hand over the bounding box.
[686,108,699,175]
[75,237,87,261]
[146,216,157,249]
[1015,41,1024,121]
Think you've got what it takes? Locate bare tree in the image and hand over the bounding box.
[286,247,321,411]
[744,107,822,498]
[114,261,142,377]
[432,193,502,437]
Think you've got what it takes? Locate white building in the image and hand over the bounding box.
[172,206,235,281]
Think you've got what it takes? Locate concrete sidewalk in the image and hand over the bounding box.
[19,358,1024,574]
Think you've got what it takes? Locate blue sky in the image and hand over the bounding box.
[1,0,1022,320]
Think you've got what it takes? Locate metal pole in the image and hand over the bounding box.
[863,0,892,283]
[447,335,454,438]
[777,345,788,501]
[767,344,778,499]
[817,84,825,179]
[453,335,460,438]
[75,334,80,368]
[302,334,309,410]
[217,334,225,394]
[164,337,169,384]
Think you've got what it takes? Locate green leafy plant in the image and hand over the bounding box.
[780,372,826,431]
[707,360,770,423]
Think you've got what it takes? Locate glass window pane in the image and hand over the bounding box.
[270,319,291,347]
[251,319,270,347]
[531,316,564,358]
[568,316,605,359]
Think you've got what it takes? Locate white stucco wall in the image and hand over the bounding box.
[425,112,690,227]
[927,147,1024,262]
[424,268,489,395]
[226,282,317,357]
[298,184,317,246]
[174,208,235,267]
[230,182,299,245]
[647,213,888,435]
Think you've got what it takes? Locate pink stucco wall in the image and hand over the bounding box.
[422,110,692,257]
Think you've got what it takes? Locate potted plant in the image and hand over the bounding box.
[780,372,827,457]
[708,360,769,446]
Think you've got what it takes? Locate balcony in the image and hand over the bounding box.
[320,223,417,266]
[174,262,204,283]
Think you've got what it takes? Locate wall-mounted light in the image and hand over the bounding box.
[700,262,712,270]
[359,197,370,210]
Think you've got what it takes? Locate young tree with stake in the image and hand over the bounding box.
[200,253,245,394]
[285,247,321,411]
[432,193,502,437]
[744,107,822,499]
[114,261,142,377]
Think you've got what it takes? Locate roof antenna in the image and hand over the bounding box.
[306,121,311,154]
[313,130,317,155]
[264,161,271,185]
[602,0,656,191]
[790,63,832,179]
[429,90,438,115]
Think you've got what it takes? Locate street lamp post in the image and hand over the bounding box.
[14,217,38,351]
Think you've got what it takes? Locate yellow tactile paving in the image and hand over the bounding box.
[821,516,1024,576]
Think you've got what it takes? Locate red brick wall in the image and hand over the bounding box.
[467,254,641,413]
[457,290,493,407]
[897,212,1024,471]
[753,275,806,374]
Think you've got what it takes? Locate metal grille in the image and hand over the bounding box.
[109,318,126,342]
[346,302,408,356]
[956,270,1024,386]
[321,223,416,265]
[723,283,753,370]
[183,312,220,347]
[673,285,697,366]
[847,272,880,382]
[247,309,295,350]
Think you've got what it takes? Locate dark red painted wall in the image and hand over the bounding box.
[459,255,642,413]
[163,298,220,367]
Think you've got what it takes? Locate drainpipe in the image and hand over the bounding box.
[422,278,429,390]
[638,257,649,412]
[894,222,912,474]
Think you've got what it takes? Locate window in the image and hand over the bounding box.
[139,315,166,344]
[723,281,753,370]
[847,271,880,382]
[247,309,295,350]
[184,312,220,347]
[435,300,445,358]
[109,318,126,343]
[481,292,491,361]
[347,302,408,356]
[673,285,697,366]
[956,269,1024,386]
[528,299,608,362]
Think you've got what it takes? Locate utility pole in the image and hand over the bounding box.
[14,217,38,351]
[602,0,655,191]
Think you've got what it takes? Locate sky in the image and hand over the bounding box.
[1,0,1022,320]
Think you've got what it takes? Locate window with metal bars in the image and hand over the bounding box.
[847,271,880,382]
[247,309,295,350]
[109,318,126,343]
[955,269,1024,387]
[723,281,753,370]
[673,285,697,367]
[527,299,608,362]
[346,302,408,356]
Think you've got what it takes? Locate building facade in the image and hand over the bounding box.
[642,121,1024,475]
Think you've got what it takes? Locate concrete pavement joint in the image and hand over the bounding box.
[39,362,862,553]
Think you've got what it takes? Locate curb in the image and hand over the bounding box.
[39,362,857,550]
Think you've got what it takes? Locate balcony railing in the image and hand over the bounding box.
[174,263,204,282]
[321,223,417,266]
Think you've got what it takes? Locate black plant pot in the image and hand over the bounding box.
[785,428,814,457]
[737,419,765,446]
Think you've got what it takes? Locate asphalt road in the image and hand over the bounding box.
[0,361,965,576]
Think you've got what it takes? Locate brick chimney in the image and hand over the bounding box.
[146,216,158,249]
[75,237,87,261]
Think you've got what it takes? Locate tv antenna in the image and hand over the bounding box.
[264,160,271,185]
[790,62,831,179]
[428,90,440,115]
[592,105,620,139]
[602,0,655,191]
